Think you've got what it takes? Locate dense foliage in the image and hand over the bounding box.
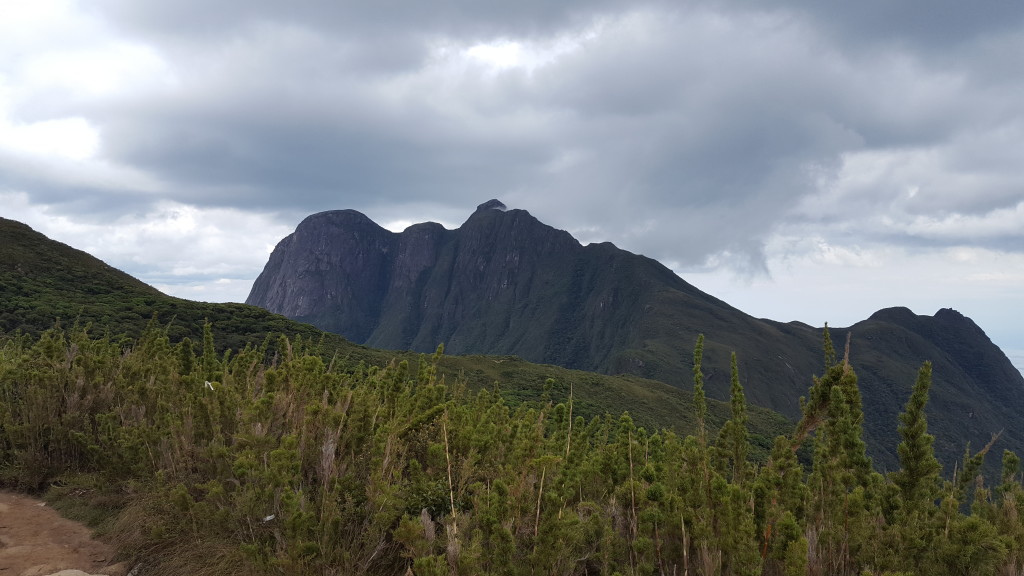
[1,323,1021,575]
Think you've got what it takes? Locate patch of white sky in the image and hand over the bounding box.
[0,112,99,161]
[380,220,419,233]
[434,20,601,78]
[677,235,1024,375]
[0,66,99,161]
[462,39,575,75]
[0,0,174,163]
[904,201,1024,240]
[380,219,460,233]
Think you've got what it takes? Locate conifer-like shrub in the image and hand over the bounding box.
[1,326,1021,575]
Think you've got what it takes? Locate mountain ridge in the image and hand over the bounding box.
[247,200,1024,471]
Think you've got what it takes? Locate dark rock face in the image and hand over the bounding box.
[249,206,587,356]
[476,199,507,212]
[245,210,395,342]
[247,202,1024,471]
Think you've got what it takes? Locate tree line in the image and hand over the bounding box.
[0,323,1021,575]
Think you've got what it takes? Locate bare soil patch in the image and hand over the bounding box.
[0,491,124,576]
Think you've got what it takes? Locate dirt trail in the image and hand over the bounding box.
[0,491,126,576]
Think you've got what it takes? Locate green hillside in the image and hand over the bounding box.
[0,217,333,351]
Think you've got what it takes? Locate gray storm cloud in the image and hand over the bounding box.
[2,0,1022,276]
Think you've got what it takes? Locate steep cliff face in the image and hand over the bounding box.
[247,201,1024,471]
[246,210,396,341]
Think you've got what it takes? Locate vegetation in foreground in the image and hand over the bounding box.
[1,324,1022,576]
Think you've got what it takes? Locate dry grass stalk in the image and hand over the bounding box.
[697,542,721,576]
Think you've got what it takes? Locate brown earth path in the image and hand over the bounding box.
[0,491,129,576]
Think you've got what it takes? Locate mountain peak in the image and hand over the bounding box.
[246,205,1024,473]
[476,199,507,212]
[868,306,918,324]
[934,307,969,324]
[299,209,384,232]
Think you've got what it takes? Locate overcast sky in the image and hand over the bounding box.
[2,0,1022,373]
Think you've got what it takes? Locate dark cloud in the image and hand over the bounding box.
[94,0,1024,52]
[91,0,628,45]
[73,8,825,266]
[4,0,1023,277]
[778,0,1024,49]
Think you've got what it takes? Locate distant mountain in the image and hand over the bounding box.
[247,200,1024,471]
[0,216,793,453]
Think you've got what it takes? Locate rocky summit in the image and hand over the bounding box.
[247,201,1024,471]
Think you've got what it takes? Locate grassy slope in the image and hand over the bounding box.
[0,217,792,459]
